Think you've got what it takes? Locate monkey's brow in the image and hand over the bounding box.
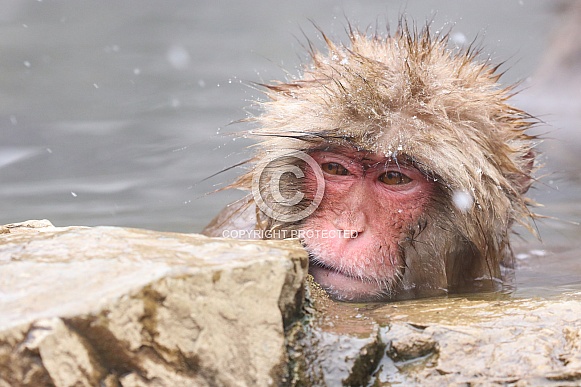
[367,157,406,169]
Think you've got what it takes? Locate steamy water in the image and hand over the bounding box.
[1,0,580,299]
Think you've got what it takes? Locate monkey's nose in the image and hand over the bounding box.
[348,229,360,238]
[333,211,366,237]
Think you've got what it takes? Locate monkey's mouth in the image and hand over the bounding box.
[308,262,397,302]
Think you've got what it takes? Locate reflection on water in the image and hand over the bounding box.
[514,248,581,298]
[0,1,580,298]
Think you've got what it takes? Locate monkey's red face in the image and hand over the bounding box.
[301,147,435,301]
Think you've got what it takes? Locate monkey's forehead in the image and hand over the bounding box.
[256,26,529,148]
[307,143,419,164]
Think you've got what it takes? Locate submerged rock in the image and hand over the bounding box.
[299,288,581,386]
[380,295,581,385]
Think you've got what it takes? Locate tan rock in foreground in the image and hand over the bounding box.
[0,220,308,387]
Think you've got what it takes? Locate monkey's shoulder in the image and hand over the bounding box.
[202,195,260,239]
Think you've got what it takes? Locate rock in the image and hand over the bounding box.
[3,220,581,386]
[299,292,581,386]
[0,220,308,386]
[291,281,387,387]
[385,323,436,361]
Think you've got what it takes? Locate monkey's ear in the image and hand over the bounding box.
[516,150,536,195]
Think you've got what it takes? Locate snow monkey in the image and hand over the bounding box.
[204,22,538,302]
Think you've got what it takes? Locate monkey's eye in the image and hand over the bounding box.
[321,162,350,176]
[379,171,412,185]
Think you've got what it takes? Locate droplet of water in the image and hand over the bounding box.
[452,190,473,212]
[451,32,467,46]
[167,45,190,70]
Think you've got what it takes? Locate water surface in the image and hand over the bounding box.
[0,0,579,298]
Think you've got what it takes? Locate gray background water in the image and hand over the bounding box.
[0,0,576,245]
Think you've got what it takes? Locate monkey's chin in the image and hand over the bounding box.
[309,264,396,302]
